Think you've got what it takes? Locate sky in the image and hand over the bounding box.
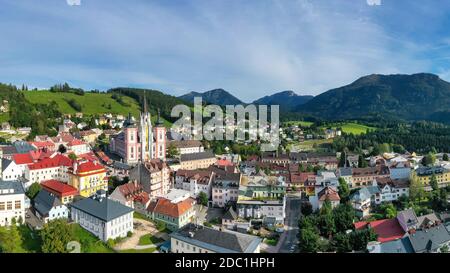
[1,0,450,102]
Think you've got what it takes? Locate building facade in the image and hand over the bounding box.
[0,181,25,226]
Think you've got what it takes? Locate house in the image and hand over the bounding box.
[354,218,405,243]
[179,151,217,170]
[222,207,250,232]
[33,190,69,223]
[350,187,372,217]
[25,154,73,186]
[170,223,262,253]
[2,158,23,181]
[350,166,390,188]
[129,160,171,198]
[168,140,204,155]
[306,153,339,170]
[261,152,290,165]
[109,181,150,213]
[389,161,411,180]
[412,166,450,190]
[289,172,316,195]
[68,160,107,198]
[371,177,409,204]
[367,237,414,253]
[408,224,450,253]
[146,196,196,231]
[71,191,134,242]
[174,169,214,199]
[316,187,340,210]
[40,179,78,204]
[212,172,241,208]
[397,209,442,233]
[237,175,286,225]
[0,181,25,226]
[75,130,98,144]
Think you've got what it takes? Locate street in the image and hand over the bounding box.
[278,196,302,253]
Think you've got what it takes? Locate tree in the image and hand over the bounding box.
[409,175,425,202]
[167,144,179,158]
[0,218,24,253]
[301,201,313,216]
[339,152,347,167]
[430,174,439,192]
[299,227,320,253]
[358,154,368,168]
[198,191,208,206]
[68,153,77,161]
[332,232,352,253]
[443,154,449,162]
[26,182,41,199]
[422,152,436,166]
[349,228,378,251]
[40,219,73,253]
[337,177,350,203]
[58,144,67,154]
[333,203,355,233]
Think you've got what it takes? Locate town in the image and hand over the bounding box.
[0,99,449,254]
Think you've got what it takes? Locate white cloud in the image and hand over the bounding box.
[66,0,81,6]
[367,0,381,6]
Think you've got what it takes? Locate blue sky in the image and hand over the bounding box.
[1,0,450,102]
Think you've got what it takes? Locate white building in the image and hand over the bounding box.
[24,154,72,187]
[0,181,26,226]
[174,169,214,199]
[212,172,241,208]
[71,191,134,242]
[2,158,24,181]
[33,190,69,223]
[169,140,204,155]
[371,178,410,204]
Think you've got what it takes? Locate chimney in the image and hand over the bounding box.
[73,161,78,173]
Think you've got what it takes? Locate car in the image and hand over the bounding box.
[275,227,285,233]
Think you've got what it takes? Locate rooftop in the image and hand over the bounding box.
[170,223,262,253]
[355,218,405,243]
[71,196,133,222]
[180,150,215,162]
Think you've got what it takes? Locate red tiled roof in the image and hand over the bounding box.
[148,197,195,218]
[41,179,78,197]
[30,141,55,149]
[216,159,234,167]
[28,154,72,170]
[13,153,34,165]
[68,139,85,146]
[354,218,405,243]
[75,161,105,174]
[318,187,340,202]
[118,182,149,205]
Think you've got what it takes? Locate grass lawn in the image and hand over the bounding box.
[320,122,376,135]
[290,138,333,151]
[118,247,157,253]
[134,211,151,221]
[23,90,141,117]
[264,238,279,246]
[71,223,114,253]
[138,234,164,246]
[0,113,9,123]
[18,225,41,253]
[283,121,314,127]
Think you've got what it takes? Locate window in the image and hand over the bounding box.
[7,201,12,210]
[15,201,21,209]
[0,202,4,211]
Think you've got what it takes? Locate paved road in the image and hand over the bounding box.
[278,196,302,253]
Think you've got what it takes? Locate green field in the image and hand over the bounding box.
[138,234,164,246]
[289,138,333,151]
[71,224,115,253]
[284,121,314,127]
[320,122,376,135]
[23,91,141,117]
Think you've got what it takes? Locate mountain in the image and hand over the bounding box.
[179,89,243,105]
[253,91,313,111]
[298,73,450,121]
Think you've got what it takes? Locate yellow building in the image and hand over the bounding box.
[413,166,450,189]
[69,160,107,197]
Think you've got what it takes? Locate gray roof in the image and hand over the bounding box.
[180,150,215,162]
[408,224,450,253]
[2,158,13,172]
[378,237,414,253]
[350,187,372,202]
[223,207,238,221]
[366,186,381,195]
[33,190,63,217]
[0,180,25,195]
[113,161,132,170]
[339,167,353,177]
[170,223,261,253]
[71,196,133,222]
[397,209,418,227]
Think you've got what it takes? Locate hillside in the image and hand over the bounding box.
[253,90,313,111]
[23,91,141,117]
[179,88,243,105]
[298,73,450,122]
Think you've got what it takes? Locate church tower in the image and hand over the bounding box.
[139,93,153,162]
[153,109,166,161]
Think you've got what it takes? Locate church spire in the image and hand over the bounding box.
[156,108,164,126]
[143,92,148,113]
